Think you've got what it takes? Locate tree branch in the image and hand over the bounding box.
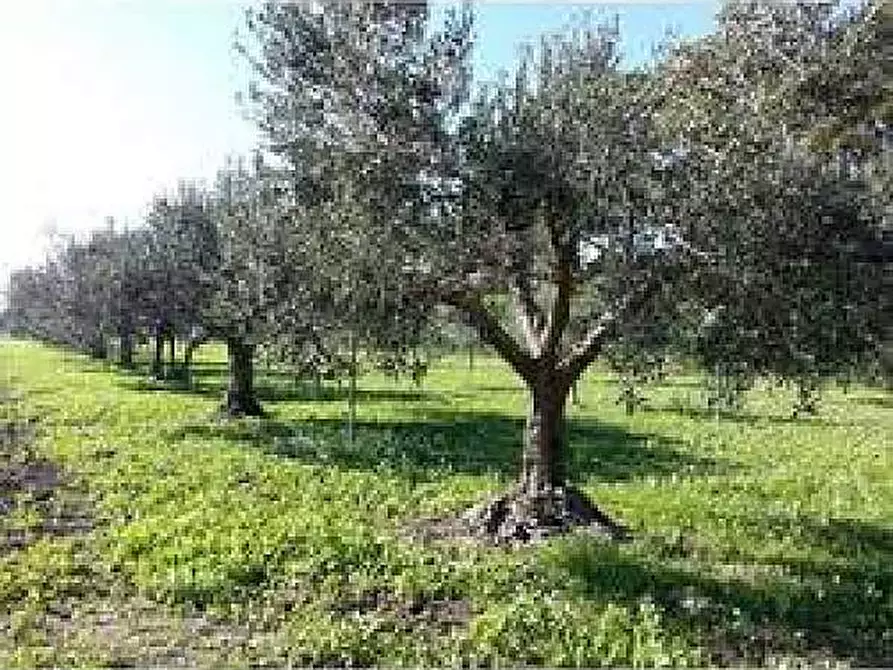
[541,252,573,363]
[443,289,536,384]
[514,272,547,333]
[560,277,659,384]
[511,276,545,356]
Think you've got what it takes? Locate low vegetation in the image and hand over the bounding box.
[1,338,890,667]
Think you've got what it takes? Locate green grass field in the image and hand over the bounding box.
[1,337,890,667]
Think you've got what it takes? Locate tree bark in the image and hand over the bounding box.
[152,329,165,378]
[522,378,571,491]
[348,330,357,444]
[225,337,262,416]
[89,332,107,359]
[119,326,134,368]
[167,334,176,370]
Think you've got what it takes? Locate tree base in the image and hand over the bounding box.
[464,483,631,544]
[221,394,264,418]
[406,482,632,546]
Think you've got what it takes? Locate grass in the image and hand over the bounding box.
[0,336,890,667]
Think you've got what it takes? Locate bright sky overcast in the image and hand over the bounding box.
[0,1,718,299]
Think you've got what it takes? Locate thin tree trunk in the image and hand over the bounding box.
[468,341,475,372]
[522,380,570,492]
[152,326,164,378]
[348,330,357,445]
[168,334,176,372]
[119,326,134,368]
[183,331,204,380]
[89,332,107,359]
[225,337,262,417]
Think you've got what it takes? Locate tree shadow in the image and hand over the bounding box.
[113,376,223,400]
[851,395,893,409]
[552,514,892,666]
[253,382,448,404]
[471,385,525,393]
[167,409,732,484]
[108,359,445,406]
[641,404,845,428]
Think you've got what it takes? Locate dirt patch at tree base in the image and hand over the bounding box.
[404,483,632,547]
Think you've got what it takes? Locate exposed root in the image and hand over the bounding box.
[462,483,632,544]
[406,483,632,547]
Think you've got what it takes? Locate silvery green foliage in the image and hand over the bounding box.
[242,1,694,389]
[655,0,889,410]
[238,1,473,372]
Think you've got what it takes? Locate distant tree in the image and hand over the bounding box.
[143,183,219,379]
[204,153,293,416]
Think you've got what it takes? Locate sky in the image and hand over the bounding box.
[0,1,719,302]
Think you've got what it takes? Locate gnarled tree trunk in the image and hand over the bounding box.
[522,379,570,492]
[225,337,262,416]
[462,371,629,544]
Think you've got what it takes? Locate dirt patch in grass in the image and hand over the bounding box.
[334,587,473,635]
[0,413,94,552]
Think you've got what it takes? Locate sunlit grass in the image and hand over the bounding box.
[0,338,890,667]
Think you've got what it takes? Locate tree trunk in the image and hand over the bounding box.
[119,327,134,368]
[225,338,262,416]
[348,330,357,445]
[151,324,165,378]
[461,373,630,543]
[522,379,570,492]
[89,332,107,359]
[168,334,176,371]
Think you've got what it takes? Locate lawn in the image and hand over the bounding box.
[0,337,890,667]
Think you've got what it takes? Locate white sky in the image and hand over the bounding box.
[0,1,259,292]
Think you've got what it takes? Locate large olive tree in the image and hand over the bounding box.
[241,0,887,540]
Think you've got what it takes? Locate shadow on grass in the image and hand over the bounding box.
[553,515,892,666]
[640,404,845,428]
[113,375,223,400]
[469,385,525,393]
[852,395,893,409]
[110,360,447,405]
[167,409,733,484]
[254,382,448,404]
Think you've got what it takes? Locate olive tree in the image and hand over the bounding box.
[241,0,887,540]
